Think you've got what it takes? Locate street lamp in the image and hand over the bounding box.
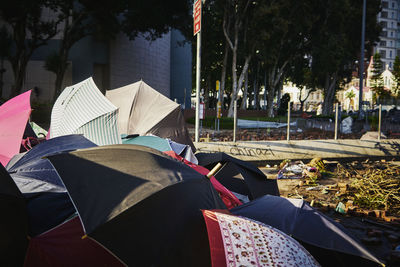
[358,0,366,119]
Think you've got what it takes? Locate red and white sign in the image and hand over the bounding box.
[193,0,202,36]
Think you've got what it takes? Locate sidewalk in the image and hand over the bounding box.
[194,139,400,166]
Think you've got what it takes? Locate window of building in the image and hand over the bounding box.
[390,40,393,46]
[392,21,394,28]
[390,62,392,69]
[380,40,387,46]
[392,12,395,19]
[380,50,387,58]
[382,1,388,8]
[382,31,388,37]
[390,50,393,58]
[381,11,388,18]
[381,21,388,28]
[393,2,396,8]
[391,31,394,37]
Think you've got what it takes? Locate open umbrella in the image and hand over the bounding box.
[122,134,197,164]
[24,216,124,266]
[0,164,29,266]
[196,152,279,199]
[106,80,194,150]
[230,195,383,267]
[47,144,226,266]
[202,210,320,267]
[7,135,97,236]
[49,77,121,145]
[0,90,32,166]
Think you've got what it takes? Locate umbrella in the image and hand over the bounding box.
[122,134,197,164]
[230,195,383,267]
[0,90,32,166]
[24,216,124,266]
[7,135,97,236]
[47,144,226,266]
[49,77,121,145]
[106,80,194,150]
[0,164,29,266]
[196,152,279,199]
[202,210,320,267]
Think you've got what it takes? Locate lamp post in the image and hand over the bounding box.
[194,0,204,143]
[358,0,366,120]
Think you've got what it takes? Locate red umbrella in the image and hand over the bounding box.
[0,90,32,166]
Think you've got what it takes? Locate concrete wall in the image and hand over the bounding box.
[170,30,192,109]
[109,33,171,97]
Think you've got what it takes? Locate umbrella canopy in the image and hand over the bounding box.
[202,210,320,267]
[47,144,226,266]
[0,164,29,266]
[24,216,124,266]
[230,195,383,267]
[122,135,198,164]
[196,152,279,199]
[7,135,97,236]
[0,90,32,166]
[106,80,194,150]
[49,77,121,145]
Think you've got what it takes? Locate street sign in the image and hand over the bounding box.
[216,80,220,91]
[199,102,205,119]
[217,101,222,118]
[193,0,202,36]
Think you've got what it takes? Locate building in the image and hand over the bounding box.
[375,0,400,69]
[1,18,192,108]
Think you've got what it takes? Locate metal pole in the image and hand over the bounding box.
[195,27,202,143]
[233,100,237,142]
[334,103,339,140]
[358,0,366,119]
[287,101,291,141]
[378,104,382,141]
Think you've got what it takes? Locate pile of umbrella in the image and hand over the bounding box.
[0,78,383,266]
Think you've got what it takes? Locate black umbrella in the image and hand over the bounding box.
[230,195,383,267]
[196,152,279,199]
[47,144,226,266]
[7,134,97,236]
[0,164,28,266]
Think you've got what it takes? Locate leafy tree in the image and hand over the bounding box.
[370,52,386,103]
[345,89,356,109]
[310,0,381,115]
[0,0,60,97]
[392,55,400,97]
[45,0,125,102]
[0,26,12,99]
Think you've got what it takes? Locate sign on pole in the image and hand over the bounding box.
[193,0,202,36]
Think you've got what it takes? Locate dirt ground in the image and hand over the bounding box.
[260,159,400,266]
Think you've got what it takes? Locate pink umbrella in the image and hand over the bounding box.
[0,90,32,166]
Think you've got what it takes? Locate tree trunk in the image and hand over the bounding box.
[240,69,248,110]
[322,73,337,115]
[227,54,251,117]
[220,42,229,110]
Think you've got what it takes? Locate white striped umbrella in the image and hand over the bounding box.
[50,78,121,146]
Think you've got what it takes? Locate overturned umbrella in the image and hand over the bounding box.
[47,144,226,266]
[196,152,279,199]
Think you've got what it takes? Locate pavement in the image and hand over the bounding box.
[194,138,400,166]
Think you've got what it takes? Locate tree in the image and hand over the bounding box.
[44,0,125,101]
[345,90,356,109]
[392,55,400,97]
[0,26,12,99]
[370,52,386,104]
[0,0,60,97]
[310,0,380,115]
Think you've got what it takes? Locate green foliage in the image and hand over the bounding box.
[44,51,68,74]
[370,52,389,101]
[392,56,400,97]
[345,90,356,100]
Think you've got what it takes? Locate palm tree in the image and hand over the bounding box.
[345,90,356,111]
